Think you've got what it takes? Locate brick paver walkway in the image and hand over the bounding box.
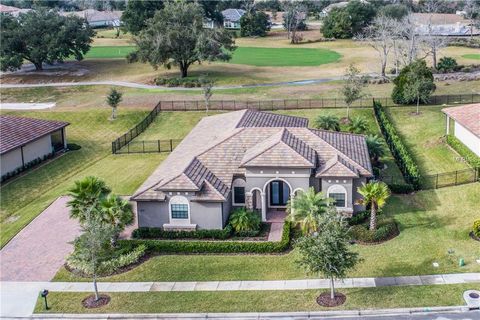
[0,196,81,281]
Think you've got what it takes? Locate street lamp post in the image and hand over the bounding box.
[41,289,49,310]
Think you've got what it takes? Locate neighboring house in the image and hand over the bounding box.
[222,8,246,29]
[442,104,480,157]
[62,9,122,28]
[0,4,31,16]
[320,0,369,17]
[412,13,479,36]
[132,110,373,231]
[0,115,69,177]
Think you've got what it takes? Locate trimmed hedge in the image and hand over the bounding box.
[348,210,370,226]
[387,183,415,194]
[446,135,480,168]
[132,225,233,240]
[373,100,421,189]
[120,222,292,254]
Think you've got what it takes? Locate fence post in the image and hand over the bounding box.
[455,170,458,185]
[142,141,145,153]
[170,139,173,152]
[334,98,336,108]
[436,173,438,189]
[158,140,161,152]
[127,142,130,154]
[112,142,115,154]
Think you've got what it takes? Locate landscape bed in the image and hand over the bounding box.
[34,283,478,313]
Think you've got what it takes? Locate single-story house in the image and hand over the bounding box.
[132,110,373,231]
[62,9,122,28]
[0,4,31,17]
[221,8,246,29]
[0,115,69,177]
[442,104,480,157]
[412,13,480,36]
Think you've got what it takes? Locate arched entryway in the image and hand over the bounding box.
[268,180,291,207]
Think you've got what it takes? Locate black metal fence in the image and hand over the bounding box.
[156,94,480,111]
[112,102,162,154]
[114,139,182,154]
[381,167,480,190]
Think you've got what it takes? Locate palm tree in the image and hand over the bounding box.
[314,115,340,131]
[67,176,111,223]
[287,187,332,235]
[100,194,134,246]
[348,116,369,134]
[357,181,390,231]
[365,135,386,166]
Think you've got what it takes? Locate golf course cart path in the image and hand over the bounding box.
[0,196,81,282]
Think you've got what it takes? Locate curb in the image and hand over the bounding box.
[27,306,476,319]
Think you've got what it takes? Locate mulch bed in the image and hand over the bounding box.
[82,294,110,309]
[470,231,480,242]
[316,292,346,307]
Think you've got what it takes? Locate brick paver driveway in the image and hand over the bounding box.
[0,196,81,281]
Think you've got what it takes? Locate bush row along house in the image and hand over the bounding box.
[0,115,69,178]
[132,110,373,231]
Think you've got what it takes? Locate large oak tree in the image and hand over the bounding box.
[0,8,94,71]
[129,1,236,78]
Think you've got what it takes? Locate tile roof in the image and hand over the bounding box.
[0,115,69,155]
[316,155,359,178]
[221,8,246,22]
[237,109,308,128]
[132,110,372,202]
[442,104,480,138]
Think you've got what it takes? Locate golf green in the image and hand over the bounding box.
[229,47,341,67]
[463,54,480,60]
[84,46,136,59]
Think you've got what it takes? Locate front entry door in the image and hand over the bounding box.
[269,181,290,207]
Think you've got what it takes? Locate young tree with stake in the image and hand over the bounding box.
[200,76,215,114]
[295,209,360,305]
[106,88,122,120]
[341,64,366,122]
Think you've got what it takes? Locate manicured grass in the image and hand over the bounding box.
[53,183,480,282]
[34,283,477,314]
[0,108,159,247]
[229,47,341,67]
[83,46,135,59]
[386,106,471,175]
[463,54,480,60]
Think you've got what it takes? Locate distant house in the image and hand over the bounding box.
[412,13,479,36]
[0,4,31,17]
[320,0,369,17]
[222,8,246,29]
[442,104,480,157]
[62,9,122,28]
[132,110,372,231]
[0,115,69,178]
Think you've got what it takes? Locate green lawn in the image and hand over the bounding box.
[54,183,480,282]
[83,46,135,59]
[463,54,480,60]
[228,47,342,67]
[0,108,163,248]
[386,106,470,175]
[35,283,477,314]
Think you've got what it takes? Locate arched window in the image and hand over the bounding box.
[169,196,190,220]
[232,178,246,205]
[327,185,347,208]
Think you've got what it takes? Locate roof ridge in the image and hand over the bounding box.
[281,129,317,165]
[308,128,369,174]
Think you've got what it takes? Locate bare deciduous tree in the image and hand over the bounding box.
[283,1,307,44]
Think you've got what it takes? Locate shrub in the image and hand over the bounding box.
[349,217,398,243]
[132,225,232,240]
[387,183,415,194]
[67,143,82,151]
[66,244,146,276]
[373,100,421,189]
[437,57,458,73]
[348,116,369,134]
[348,210,370,226]
[155,77,202,88]
[314,115,340,131]
[229,208,261,233]
[119,222,292,254]
[473,220,480,238]
[446,135,480,168]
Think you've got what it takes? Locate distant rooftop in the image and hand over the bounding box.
[442,104,480,138]
[221,8,246,22]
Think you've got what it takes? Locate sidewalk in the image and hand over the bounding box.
[3,273,479,293]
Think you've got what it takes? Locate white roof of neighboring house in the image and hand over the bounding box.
[221,8,245,22]
[442,104,480,138]
[0,4,31,16]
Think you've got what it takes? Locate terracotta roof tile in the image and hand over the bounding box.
[0,115,69,154]
[442,103,480,137]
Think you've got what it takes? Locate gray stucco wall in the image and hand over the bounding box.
[136,192,225,230]
[353,177,367,212]
[245,167,311,194]
[0,148,23,176]
[321,177,354,211]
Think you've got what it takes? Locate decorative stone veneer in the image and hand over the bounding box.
[245,192,253,210]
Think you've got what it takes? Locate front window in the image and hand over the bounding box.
[171,204,188,219]
[329,193,346,207]
[232,178,246,205]
[233,186,245,204]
